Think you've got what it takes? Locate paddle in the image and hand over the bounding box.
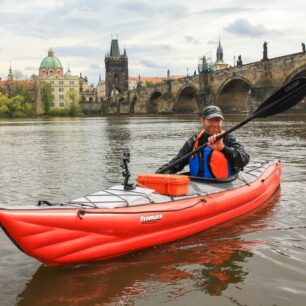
[157,76,306,174]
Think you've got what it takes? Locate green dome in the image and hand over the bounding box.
[40,49,62,69]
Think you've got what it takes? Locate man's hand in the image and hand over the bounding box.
[208,133,225,151]
[155,165,172,174]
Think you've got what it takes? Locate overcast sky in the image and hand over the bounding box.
[0,0,305,84]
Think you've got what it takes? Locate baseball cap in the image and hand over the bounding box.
[201,105,224,120]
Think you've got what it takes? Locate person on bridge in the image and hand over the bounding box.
[156,105,250,178]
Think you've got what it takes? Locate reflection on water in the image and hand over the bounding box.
[1,116,306,306]
[104,116,132,185]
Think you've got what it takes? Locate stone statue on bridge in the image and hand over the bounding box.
[263,41,268,60]
[302,42,306,53]
[236,55,243,67]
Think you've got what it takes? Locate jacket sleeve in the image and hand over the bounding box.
[222,134,250,171]
[156,136,195,174]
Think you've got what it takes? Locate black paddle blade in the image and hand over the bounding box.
[253,77,306,118]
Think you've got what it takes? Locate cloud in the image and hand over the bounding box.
[225,18,269,37]
[90,64,101,70]
[185,35,200,44]
[118,1,153,14]
[139,59,163,69]
[194,7,256,15]
[207,40,218,45]
[160,44,172,51]
[0,0,305,84]
[118,0,187,18]
[25,66,37,71]
[127,43,173,56]
[55,46,104,58]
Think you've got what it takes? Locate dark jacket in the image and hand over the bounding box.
[157,132,250,174]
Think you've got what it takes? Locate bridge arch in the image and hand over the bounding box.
[282,64,306,112]
[111,87,121,97]
[215,77,253,113]
[174,84,199,113]
[130,95,138,113]
[147,91,163,113]
[282,63,306,85]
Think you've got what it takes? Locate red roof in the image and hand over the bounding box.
[0,80,36,87]
[129,75,184,84]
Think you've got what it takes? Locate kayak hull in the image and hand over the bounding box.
[0,162,281,265]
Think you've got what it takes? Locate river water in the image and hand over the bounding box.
[0,115,305,306]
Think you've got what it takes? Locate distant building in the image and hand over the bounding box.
[97,75,106,102]
[0,65,36,101]
[79,74,94,102]
[128,75,184,90]
[105,38,129,100]
[198,55,214,73]
[35,49,79,114]
[214,39,229,71]
[79,74,105,103]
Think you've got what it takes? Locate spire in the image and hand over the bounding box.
[110,39,120,57]
[8,63,13,80]
[65,64,71,76]
[123,48,127,57]
[99,74,101,82]
[214,38,229,70]
[216,37,224,63]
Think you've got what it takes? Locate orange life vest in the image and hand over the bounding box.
[189,130,232,179]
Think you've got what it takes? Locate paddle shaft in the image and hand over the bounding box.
[158,77,306,174]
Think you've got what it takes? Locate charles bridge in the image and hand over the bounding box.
[83,51,306,115]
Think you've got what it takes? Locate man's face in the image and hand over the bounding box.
[200,117,223,135]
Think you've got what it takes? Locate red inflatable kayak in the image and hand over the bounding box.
[0,161,281,265]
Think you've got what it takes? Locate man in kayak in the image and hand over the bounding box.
[156,105,250,178]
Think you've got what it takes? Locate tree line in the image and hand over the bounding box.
[0,82,83,118]
[0,84,34,117]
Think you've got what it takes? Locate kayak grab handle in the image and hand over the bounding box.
[77,209,86,219]
[75,198,208,219]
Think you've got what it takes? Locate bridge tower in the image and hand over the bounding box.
[105,38,129,101]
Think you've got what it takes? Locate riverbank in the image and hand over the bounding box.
[1,111,306,121]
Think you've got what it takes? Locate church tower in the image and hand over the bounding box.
[8,64,14,81]
[214,38,229,71]
[105,38,129,100]
[216,38,224,63]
